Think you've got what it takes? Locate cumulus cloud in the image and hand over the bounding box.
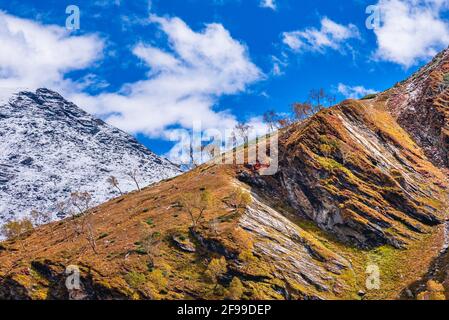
[0,11,264,163]
[337,83,377,99]
[282,17,360,53]
[0,11,103,93]
[373,0,449,67]
[73,15,263,140]
[260,0,277,10]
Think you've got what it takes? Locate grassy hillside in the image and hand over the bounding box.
[0,96,447,300]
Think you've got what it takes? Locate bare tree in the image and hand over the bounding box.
[262,110,280,132]
[69,192,93,237]
[277,117,293,128]
[288,88,337,125]
[85,218,98,254]
[309,88,327,111]
[234,122,253,145]
[107,176,123,195]
[70,192,92,215]
[180,189,215,231]
[127,169,141,192]
[326,93,337,107]
[309,88,336,112]
[292,102,312,121]
[139,229,162,269]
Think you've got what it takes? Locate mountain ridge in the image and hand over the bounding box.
[0,49,448,300]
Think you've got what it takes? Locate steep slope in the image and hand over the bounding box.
[386,47,449,168]
[240,99,447,250]
[0,50,448,300]
[0,89,181,228]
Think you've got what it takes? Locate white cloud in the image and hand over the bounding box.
[337,83,377,99]
[0,12,264,164]
[260,0,277,10]
[72,15,263,139]
[282,17,360,53]
[270,55,287,76]
[373,0,449,67]
[0,11,103,92]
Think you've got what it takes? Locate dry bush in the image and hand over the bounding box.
[1,218,33,240]
[70,192,92,215]
[238,249,258,273]
[138,229,162,269]
[227,189,252,212]
[127,169,141,192]
[85,217,98,254]
[205,257,227,287]
[107,176,123,195]
[227,277,244,300]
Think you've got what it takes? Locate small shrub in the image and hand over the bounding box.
[152,231,162,238]
[205,257,227,286]
[232,228,253,251]
[227,277,244,300]
[227,189,252,212]
[148,269,168,291]
[180,189,216,231]
[98,233,109,239]
[319,144,333,157]
[135,247,148,255]
[238,250,258,273]
[125,271,146,289]
[146,218,154,226]
[1,218,34,240]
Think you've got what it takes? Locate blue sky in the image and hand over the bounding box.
[1,0,449,160]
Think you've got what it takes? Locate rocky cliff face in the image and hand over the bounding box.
[387,47,449,168]
[240,99,447,250]
[0,89,181,229]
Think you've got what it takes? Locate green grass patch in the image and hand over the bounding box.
[98,233,109,240]
[125,271,146,289]
[443,73,449,82]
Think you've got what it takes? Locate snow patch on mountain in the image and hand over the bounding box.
[0,88,181,228]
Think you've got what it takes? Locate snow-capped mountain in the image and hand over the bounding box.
[0,88,181,227]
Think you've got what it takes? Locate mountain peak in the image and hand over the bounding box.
[0,89,181,228]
